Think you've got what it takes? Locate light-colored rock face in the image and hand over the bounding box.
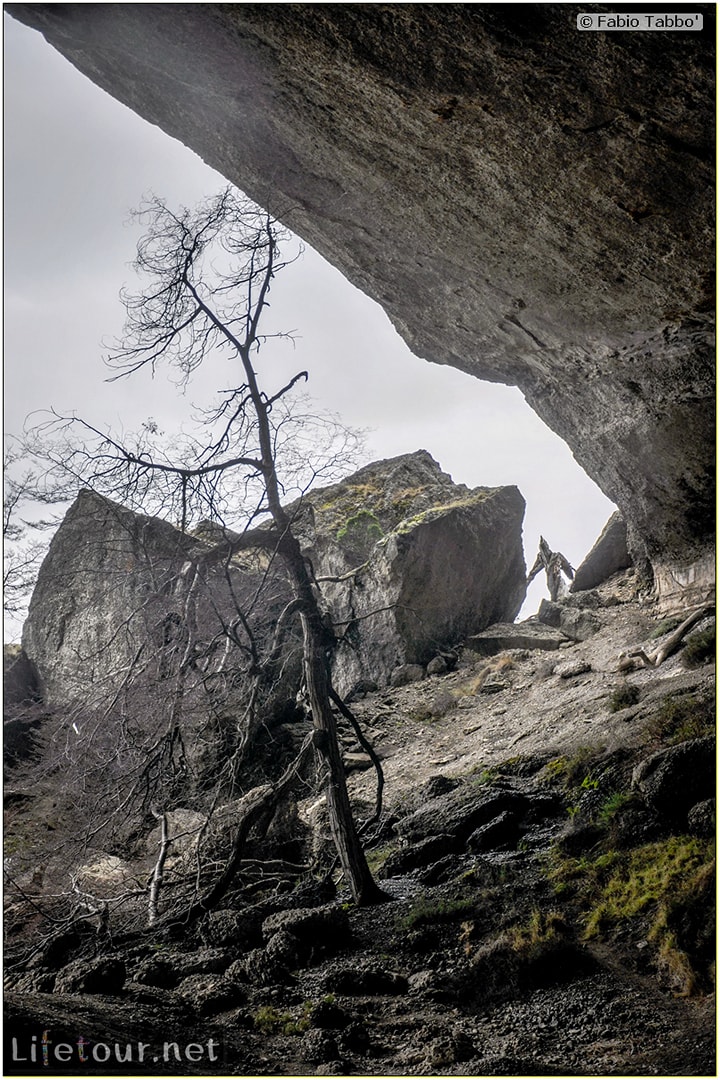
[22,490,199,704]
[571,512,631,594]
[21,490,297,722]
[7,4,715,585]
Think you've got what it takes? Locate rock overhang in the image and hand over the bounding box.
[6,3,715,595]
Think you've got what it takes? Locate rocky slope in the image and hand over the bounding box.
[7,3,715,594]
[5,569,715,1076]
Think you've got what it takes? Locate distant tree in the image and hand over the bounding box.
[19,188,385,911]
[527,536,575,602]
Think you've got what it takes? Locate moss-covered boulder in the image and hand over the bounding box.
[294,450,526,694]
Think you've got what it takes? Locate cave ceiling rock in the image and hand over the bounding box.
[8,3,715,604]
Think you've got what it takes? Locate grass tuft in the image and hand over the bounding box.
[398,894,475,931]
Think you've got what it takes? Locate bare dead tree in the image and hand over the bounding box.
[3,443,69,625]
[527,535,575,602]
[21,188,385,907]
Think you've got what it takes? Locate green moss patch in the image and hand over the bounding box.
[550,835,715,994]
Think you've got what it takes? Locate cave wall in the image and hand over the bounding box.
[8,3,715,593]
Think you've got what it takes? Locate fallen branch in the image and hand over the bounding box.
[148,809,171,926]
[621,604,714,669]
[315,560,370,584]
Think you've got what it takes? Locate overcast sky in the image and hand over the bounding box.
[4,14,615,630]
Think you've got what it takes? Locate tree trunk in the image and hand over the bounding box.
[301,612,386,906]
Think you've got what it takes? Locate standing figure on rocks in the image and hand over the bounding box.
[527,536,575,601]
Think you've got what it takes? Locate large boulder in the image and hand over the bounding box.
[7,4,714,592]
[20,490,302,786]
[394,784,528,844]
[22,489,297,709]
[294,451,526,693]
[570,512,632,593]
[536,599,602,643]
[465,622,568,657]
[632,737,715,827]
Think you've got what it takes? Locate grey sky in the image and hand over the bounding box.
[4,14,615,627]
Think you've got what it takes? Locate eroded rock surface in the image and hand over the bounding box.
[21,489,296,711]
[7,3,715,586]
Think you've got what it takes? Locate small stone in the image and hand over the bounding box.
[301,1029,340,1064]
[343,751,374,771]
[554,658,592,679]
[390,664,425,687]
[427,655,448,676]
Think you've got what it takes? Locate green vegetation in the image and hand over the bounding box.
[398,894,475,931]
[596,791,633,826]
[542,745,605,790]
[389,485,429,516]
[506,908,568,959]
[649,616,684,640]
[252,1001,315,1036]
[681,626,715,669]
[644,692,714,745]
[393,491,491,536]
[364,842,398,874]
[609,681,640,712]
[581,835,713,933]
[336,508,384,553]
[469,766,498,786]
[319,481,382,524]
[548,835,715,994]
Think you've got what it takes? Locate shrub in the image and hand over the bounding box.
[681,626,715,669]
[506,908,568,959]
[542,746,604,789]
[253,1002,313,1036]
[645,693,714,745]
[609,681,640,712]
[649,616,683,640]
[365,842,398,874]
[596,791,632,827]
[336,509,384,558]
